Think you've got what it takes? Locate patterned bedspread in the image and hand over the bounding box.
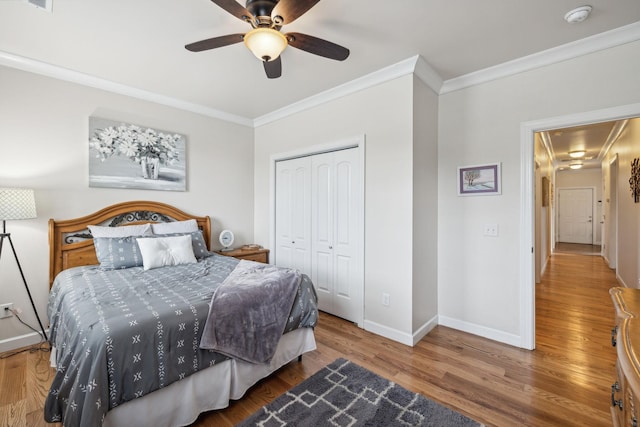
[45,254,318,427]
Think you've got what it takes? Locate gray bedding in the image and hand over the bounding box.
[45,254,318,427]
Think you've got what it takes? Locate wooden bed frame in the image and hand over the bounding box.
[46,200,317,427]
[48,200,211,287]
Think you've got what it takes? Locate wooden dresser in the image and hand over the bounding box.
[610,287,640,427]
[215,247,269,264]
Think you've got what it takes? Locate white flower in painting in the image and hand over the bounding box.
[90,122,181,165]
[138,129,156,147]
[118,140,139,158]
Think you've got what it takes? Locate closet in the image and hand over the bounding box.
[275,147,363,324]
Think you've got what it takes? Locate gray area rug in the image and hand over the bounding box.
[237,358,483,426]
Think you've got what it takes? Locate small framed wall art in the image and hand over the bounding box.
[457,163,501,196]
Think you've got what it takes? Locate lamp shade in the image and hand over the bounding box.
[0,188,37,220]
[244,28,288,62]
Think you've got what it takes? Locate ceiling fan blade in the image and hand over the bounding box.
[210,0,254,23]
[185,33,245,52]
[286,32,349,61]
[271,0,321,25]
[263,56,282,79]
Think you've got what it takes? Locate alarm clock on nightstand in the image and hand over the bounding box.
[218,230,235,251]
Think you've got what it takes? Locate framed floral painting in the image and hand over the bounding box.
[88,117,186,191]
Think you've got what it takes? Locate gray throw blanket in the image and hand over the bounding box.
[199,260,301,364]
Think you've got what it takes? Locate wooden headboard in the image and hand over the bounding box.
[49,200,211,287]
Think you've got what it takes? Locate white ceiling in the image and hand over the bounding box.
[541,120,632,171]
[1,0,639,123]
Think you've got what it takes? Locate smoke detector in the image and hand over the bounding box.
[564,6,592,23]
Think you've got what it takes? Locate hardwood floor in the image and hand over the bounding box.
[554,242,602,255]
[0,253,619,426]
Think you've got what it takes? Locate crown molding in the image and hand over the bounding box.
[413,55,443,94]
[2,20,638,128]
[254,55,432,127]
[441,21,640,95]
[0,50,253,127]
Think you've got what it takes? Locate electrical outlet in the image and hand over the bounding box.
[483,224,499,237]
[382,293,390,307]
[0,303,14,319]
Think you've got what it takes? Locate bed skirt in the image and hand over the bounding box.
[51,328,316,427]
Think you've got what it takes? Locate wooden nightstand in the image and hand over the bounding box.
[215,247,269,263]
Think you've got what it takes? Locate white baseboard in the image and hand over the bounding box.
[411,315,438,346]
[617,272,630,288]
[438,315,523,348]
[0,330,46,353]
[363,315,438,347]
[363,320,413,346]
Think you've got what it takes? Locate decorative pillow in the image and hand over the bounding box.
[151,219,199,234]
[136,235,197,271]
[89,223,153,238]
[94,236,144,270]
[154,230,210,259]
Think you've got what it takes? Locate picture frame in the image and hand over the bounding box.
[88,116,186,192]
[457,163,501,196]
[541,176,549,207]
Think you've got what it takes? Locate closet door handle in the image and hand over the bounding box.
[329,245,333,249]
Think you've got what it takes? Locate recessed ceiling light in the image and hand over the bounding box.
[569,150,586,158]
[565,6,592,24]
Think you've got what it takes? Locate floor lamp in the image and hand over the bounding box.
[0,188,48,342]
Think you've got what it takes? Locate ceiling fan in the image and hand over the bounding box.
[185,0,350,79]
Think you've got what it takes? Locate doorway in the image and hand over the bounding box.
[521,102,640,350]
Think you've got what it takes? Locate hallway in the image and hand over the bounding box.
[534,251,619,424]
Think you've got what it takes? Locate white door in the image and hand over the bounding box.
[311,149,361,323]
[558,188,593,244]
[275,157,312,276]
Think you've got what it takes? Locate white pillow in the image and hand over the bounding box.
[89,223,153,238]
[151,219,199,234]
[136,235,197,271]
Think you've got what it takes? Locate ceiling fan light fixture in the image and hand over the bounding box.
[569,162,584,170]
[569,150,586,158]
[244,28,287,62]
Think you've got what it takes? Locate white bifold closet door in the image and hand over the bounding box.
[275,156,312,276]
[275,148,362,324]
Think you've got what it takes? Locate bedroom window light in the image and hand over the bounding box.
[0,188,48,342]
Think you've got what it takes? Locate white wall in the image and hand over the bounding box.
[0,65,254,351]
[555,168,603,244]
[438,40,640,345]
[602,118,640,289]
[412,76,439,335]
[254,75,418,342]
